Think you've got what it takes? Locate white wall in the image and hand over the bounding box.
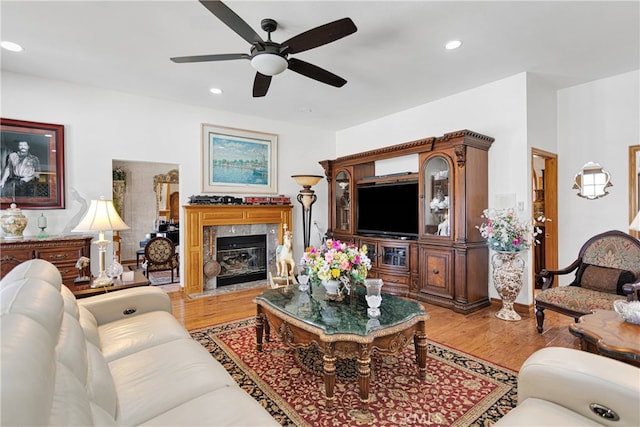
[556,70,640,279]
[1,71,334,279]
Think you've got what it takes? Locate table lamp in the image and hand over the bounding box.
[72,197,130,287]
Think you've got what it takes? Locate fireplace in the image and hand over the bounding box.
[216,234,267,286]
[183,204,293,295]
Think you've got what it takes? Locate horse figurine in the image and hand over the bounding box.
[276,224,295,278]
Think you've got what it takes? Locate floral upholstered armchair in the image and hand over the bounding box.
[535,230,640,333]
[143,236,180,283]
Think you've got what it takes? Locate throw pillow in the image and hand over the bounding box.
[576,263,636,295]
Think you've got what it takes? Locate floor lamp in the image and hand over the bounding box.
[630,211,640,237]
[292,175,323,249]
[72,197,130,287]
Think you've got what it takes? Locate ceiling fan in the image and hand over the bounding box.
[170,0,357,97]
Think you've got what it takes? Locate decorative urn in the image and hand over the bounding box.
[1,203,28,240]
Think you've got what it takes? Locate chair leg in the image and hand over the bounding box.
[535,307,545,333]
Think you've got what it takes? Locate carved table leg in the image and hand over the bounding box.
[323,342,336,410]
[255,309,264,352]
[357,344,371,411]
[414,322,428,380]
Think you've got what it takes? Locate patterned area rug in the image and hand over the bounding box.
[190,318,517,426]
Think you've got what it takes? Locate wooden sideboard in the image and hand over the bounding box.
[0,235,93,285]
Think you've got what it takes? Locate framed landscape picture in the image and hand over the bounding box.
[201,124,277,194]
[0,118,65,209]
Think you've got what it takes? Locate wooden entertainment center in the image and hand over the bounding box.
[320,129,494,314]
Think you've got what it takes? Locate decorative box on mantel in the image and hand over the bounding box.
[183,204,293,295]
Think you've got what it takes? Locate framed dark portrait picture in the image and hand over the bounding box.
[201,124,277,194]
[0,118,65,209]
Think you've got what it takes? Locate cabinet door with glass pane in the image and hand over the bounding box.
[421,155,452,238]
[333,169,352,233]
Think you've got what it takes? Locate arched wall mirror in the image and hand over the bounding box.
[572,162,613,200]
[630,145,640,238]
[154,169,179,224]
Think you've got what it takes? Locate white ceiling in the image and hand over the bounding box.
[1,1,638,131]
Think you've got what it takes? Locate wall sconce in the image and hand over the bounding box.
[572,162,613,200]
[292,175,323,249]
[72,197,130,287]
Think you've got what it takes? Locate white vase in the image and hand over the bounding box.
[322,279,340,295]
[491,251,526,321]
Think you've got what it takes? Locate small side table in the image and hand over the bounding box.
[569,310,640,368]
[67,270,151,298]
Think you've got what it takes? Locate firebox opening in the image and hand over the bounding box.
[216,234,267,286]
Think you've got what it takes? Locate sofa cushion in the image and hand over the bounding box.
[109,338,237,425]
[98,310,191,362]
[574,263,635,295]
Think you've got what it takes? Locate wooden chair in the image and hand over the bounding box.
[535,230,640,333]
[143,236,179,283]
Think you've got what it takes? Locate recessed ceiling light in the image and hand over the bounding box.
[1,41,24,52]
[209,87,223,95]
[445,40,462,50]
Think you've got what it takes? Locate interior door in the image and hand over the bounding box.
[531,148,558,290]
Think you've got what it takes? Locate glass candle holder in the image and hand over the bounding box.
[365,278,383,317]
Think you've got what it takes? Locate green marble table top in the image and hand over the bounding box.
[255,283,427,336]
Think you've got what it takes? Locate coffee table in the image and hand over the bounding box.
[569,309,640,367]
[254,285,429,411]
[69,270,150,298]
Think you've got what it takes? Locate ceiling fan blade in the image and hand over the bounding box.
[287,58,347,88]
[282,18,357,55]
[199,0,264,45]
[253,73,272,97]
[170,53,250,63]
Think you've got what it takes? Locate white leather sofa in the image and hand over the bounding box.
[1,259,278,426]
[495,347,640,426]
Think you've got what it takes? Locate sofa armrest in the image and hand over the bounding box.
[77,286,172,325]
[517,347,640,426]
[539,258,582,290]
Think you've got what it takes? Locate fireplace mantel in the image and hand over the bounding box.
[183,204,293,295]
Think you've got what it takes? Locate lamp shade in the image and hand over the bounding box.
[292,175,323,188]
[72,198,129,233]
[630,211,640,232]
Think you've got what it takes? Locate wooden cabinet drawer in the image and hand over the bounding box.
[1,249,34,277]
[378,272,410,295]
[35,247,84,265]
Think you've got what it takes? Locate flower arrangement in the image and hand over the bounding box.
[476,208,543,252]
[301,239,371,283]
[112,167,127,183]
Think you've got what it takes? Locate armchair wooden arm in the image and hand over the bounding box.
[622,282,640,301]
[539,258,582,290]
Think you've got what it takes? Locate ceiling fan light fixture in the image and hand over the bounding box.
[251,53,288,76]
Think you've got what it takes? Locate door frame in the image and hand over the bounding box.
[531,148,558,295]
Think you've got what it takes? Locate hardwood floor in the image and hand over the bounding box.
[163,284,580,372]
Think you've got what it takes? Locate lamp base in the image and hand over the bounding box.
[91,271,113,288]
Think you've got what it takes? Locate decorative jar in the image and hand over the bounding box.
[1,203,28,240]
[491,251,526,321]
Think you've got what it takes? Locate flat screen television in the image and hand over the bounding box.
[356,181,419,238]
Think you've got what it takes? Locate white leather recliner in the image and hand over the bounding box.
[495,347,640,426]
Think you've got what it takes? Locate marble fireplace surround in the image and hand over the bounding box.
[183,205,293,295]
[204,224,277,292]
